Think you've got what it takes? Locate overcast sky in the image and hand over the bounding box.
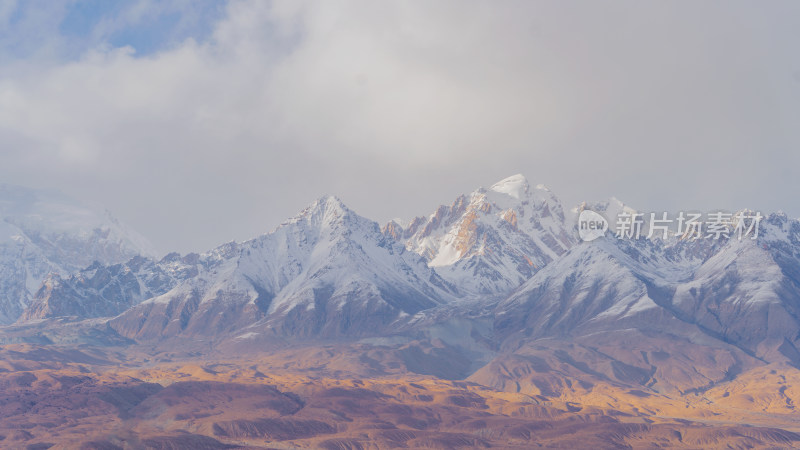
[0,0,798,254]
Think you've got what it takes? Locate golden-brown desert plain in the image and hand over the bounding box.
[1,337,799,449]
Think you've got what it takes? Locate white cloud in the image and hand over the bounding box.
[0,0,798,253]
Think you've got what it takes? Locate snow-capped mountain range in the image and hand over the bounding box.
[5,175,800,369]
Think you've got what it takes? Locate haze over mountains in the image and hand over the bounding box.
[2,175,800,448]
[0,185,154,324]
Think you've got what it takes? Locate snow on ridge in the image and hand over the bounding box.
[489,174,530,199]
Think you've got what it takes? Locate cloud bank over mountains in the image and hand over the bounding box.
[0,0,798,253]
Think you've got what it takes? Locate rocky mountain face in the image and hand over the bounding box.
[0,185,155,324]
[386,174,575,296]
[9,176,800,374]
[20,254,200,322]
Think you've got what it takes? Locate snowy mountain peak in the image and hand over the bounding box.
[306,195,350,214]
[96,193,457,339]
[284,195,356,229]
[489,174,530,200]
[394,175,575,296]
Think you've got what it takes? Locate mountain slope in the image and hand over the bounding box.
[489,209,800,397]
[664,213,800,364]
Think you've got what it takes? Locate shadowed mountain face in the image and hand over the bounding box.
[20,254,199,322]
[4,175,800,447]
